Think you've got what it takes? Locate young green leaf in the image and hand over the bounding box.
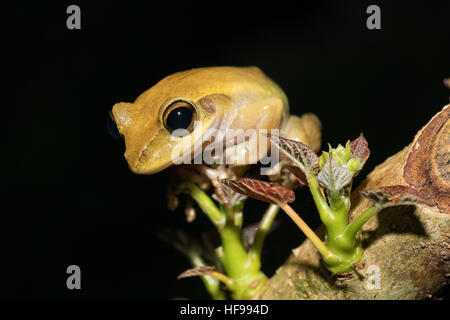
[361,185,430,208]
[317,157,352,192]
[219,178,295,205]
[330,142,351,166]
[319,151,329,170]
[268,134,319,175]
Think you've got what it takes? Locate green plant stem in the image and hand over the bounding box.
[179,182,267,299]
[279,203,335,261]
[219,223,251,279]
[219,214,268,299]
[190,255,227,300]
[234,211,243,229]
[305,174,364,272]
[208,271,235,287]
[344,205,379,240]
[306,174,334,224]
[324,185,352,242]
[249,204,279,265]
[177,182,225,229]
[224,205,235,224]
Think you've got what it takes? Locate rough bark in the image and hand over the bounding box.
[260,105,449,300]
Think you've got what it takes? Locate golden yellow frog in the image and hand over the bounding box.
[110,66,321,178]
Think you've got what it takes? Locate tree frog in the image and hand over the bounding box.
[108,67,322,298]
[109,66,321,183]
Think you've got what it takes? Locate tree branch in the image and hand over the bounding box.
[260,105,449,300]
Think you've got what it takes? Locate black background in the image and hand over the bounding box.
[4,1,449,299]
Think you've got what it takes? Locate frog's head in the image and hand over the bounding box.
[110,68,236,174]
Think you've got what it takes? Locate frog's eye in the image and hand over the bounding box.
[106,111,121,140]
[163,100,197,133]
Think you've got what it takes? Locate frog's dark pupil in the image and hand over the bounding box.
[106,112,121,140]
[166,106,193,131]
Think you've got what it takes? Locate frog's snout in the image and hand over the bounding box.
[111,102,136,135]
[111,101,174,175]
[111,102,146,172]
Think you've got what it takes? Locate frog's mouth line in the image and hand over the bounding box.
[133,128,166,173]
[132,116,224,174]
[138,129,163,162]
[133,126,276,174]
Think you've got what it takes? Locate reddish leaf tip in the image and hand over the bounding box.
[219,178,295,205]
[350,133,370,163]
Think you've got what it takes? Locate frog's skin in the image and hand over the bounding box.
[111,66,322,179]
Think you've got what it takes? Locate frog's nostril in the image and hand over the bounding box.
[106,111,121,140]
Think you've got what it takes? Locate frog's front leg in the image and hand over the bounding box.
[194,164,230,205]
[167,165,211,213]
[167,163,235,218]
[225,97,285,166]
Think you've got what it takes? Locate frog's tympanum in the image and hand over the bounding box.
[110,66,321,182]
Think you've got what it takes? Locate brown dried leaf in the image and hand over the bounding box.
[219,178,295,205]
[361,185,431,208]
[177,266,215,280]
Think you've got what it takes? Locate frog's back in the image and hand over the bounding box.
[135,66,289,117]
